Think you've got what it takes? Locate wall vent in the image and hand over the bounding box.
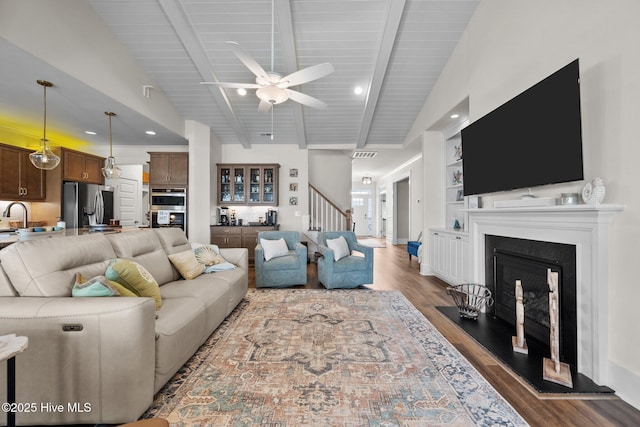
[352,151,377,159]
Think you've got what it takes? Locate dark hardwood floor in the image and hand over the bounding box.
[248,240,640,427]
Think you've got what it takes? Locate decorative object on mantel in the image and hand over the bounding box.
[512,280,528,354]
[543,269,573,388]
[29,80,61,170]
[446,284,493,320]
[560,193,579,205]
[581,177,606,204]
[468,196,481,209]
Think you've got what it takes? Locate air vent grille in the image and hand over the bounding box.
[352,151,377,159]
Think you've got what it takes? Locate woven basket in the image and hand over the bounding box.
[446,284,494,320]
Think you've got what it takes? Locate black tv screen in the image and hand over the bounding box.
[462,59,584,196]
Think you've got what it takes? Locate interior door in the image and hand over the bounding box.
[115,177,139,227]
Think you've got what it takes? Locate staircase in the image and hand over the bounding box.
[308,183,352,232]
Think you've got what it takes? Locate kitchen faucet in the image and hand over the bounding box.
[2,202,29,228]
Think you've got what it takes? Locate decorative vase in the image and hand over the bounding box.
[591,177,606,204]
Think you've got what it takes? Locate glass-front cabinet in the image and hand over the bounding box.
[217,163,280,205]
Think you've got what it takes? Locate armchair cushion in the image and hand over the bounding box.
[326,235,350,261]
[260,237,290,261]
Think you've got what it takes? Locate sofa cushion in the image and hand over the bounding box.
[333,255,368,273]
[107,231,176,285]
[260,251,301,271]
[105,259,162,310]
[260,237,289,261]
[0,233,116,297]
[168,250,205,280]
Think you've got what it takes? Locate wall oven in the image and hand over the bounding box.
[150,188,187,232]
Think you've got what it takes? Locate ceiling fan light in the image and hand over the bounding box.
[29,139,60,170]
[256,86,288,105]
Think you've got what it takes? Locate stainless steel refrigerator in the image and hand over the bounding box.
[62,182,114,228]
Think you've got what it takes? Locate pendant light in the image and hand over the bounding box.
[29,80,61,170]
[102,111,122,179]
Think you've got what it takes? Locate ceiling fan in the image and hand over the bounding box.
[200,0,334,112]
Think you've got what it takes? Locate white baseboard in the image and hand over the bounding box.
[608,360,640,410]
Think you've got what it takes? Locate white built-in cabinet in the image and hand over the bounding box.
[429,228,470,285]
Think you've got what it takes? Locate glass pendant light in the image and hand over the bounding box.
[29,80,61,170]
[102,111,122,179]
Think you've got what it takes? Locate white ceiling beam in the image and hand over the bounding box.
[158,0,252,148]
[356,0,406,149]
[275,0,307,149]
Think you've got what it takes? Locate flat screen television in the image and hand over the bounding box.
[462,59,584,196]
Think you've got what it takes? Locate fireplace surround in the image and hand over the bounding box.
[466,204,623,385]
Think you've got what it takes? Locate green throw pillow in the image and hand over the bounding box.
[105,259,162,310]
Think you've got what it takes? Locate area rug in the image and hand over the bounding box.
[357,238,386,248]
[144,289,528,426]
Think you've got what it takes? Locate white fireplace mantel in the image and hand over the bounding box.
[465,203,625,384]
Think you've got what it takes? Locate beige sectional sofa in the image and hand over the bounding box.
[0,228,248,425]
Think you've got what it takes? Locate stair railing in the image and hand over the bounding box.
[308,183,352,232]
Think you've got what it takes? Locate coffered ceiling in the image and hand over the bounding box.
[0,0,478,179]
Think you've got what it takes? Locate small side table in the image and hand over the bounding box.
[1,334,28,427]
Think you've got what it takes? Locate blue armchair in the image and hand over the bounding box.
[254,231,307,288]
[407,231,422,260]
[317,231,373,289]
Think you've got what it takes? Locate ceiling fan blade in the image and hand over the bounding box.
[258,100,272,113]
[226,41,268,79]
[278,63,335,88]
[199,82,261,89]
[285,89,328,109]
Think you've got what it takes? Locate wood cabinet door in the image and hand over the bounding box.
[0,145,21,197]
[149,153,170,185]
[84,155,104,184]
[62,150,86,182]
[20,151,45,200]
[168,154,188,185]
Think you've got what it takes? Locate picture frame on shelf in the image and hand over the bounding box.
[456,189,464,201]
[452,169,463,185]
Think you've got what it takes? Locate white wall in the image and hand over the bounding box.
[220,144,309,231]
[308,150,352,211]
[412,0,640,408]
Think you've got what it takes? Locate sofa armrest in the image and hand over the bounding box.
[220,247,249,271]
[0,296,156,425]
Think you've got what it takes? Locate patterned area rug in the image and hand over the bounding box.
[144,289,528,426]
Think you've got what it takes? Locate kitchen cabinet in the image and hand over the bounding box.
[217,163,279,206]
[429,228,469,285]
[211,225,278,264]
[62,148,104,184]
[149,152,188,186]
[0,143,46,200]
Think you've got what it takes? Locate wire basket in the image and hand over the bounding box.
[446,284,494,320]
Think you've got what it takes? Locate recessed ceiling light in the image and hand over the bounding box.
[354,86,364,95]
[145,130,156,136]
[237,88,247,96]
[451,114,460,119]
[84,131,97,135]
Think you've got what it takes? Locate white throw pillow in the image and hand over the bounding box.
[260,237,289,261]
[326,235,350,261]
